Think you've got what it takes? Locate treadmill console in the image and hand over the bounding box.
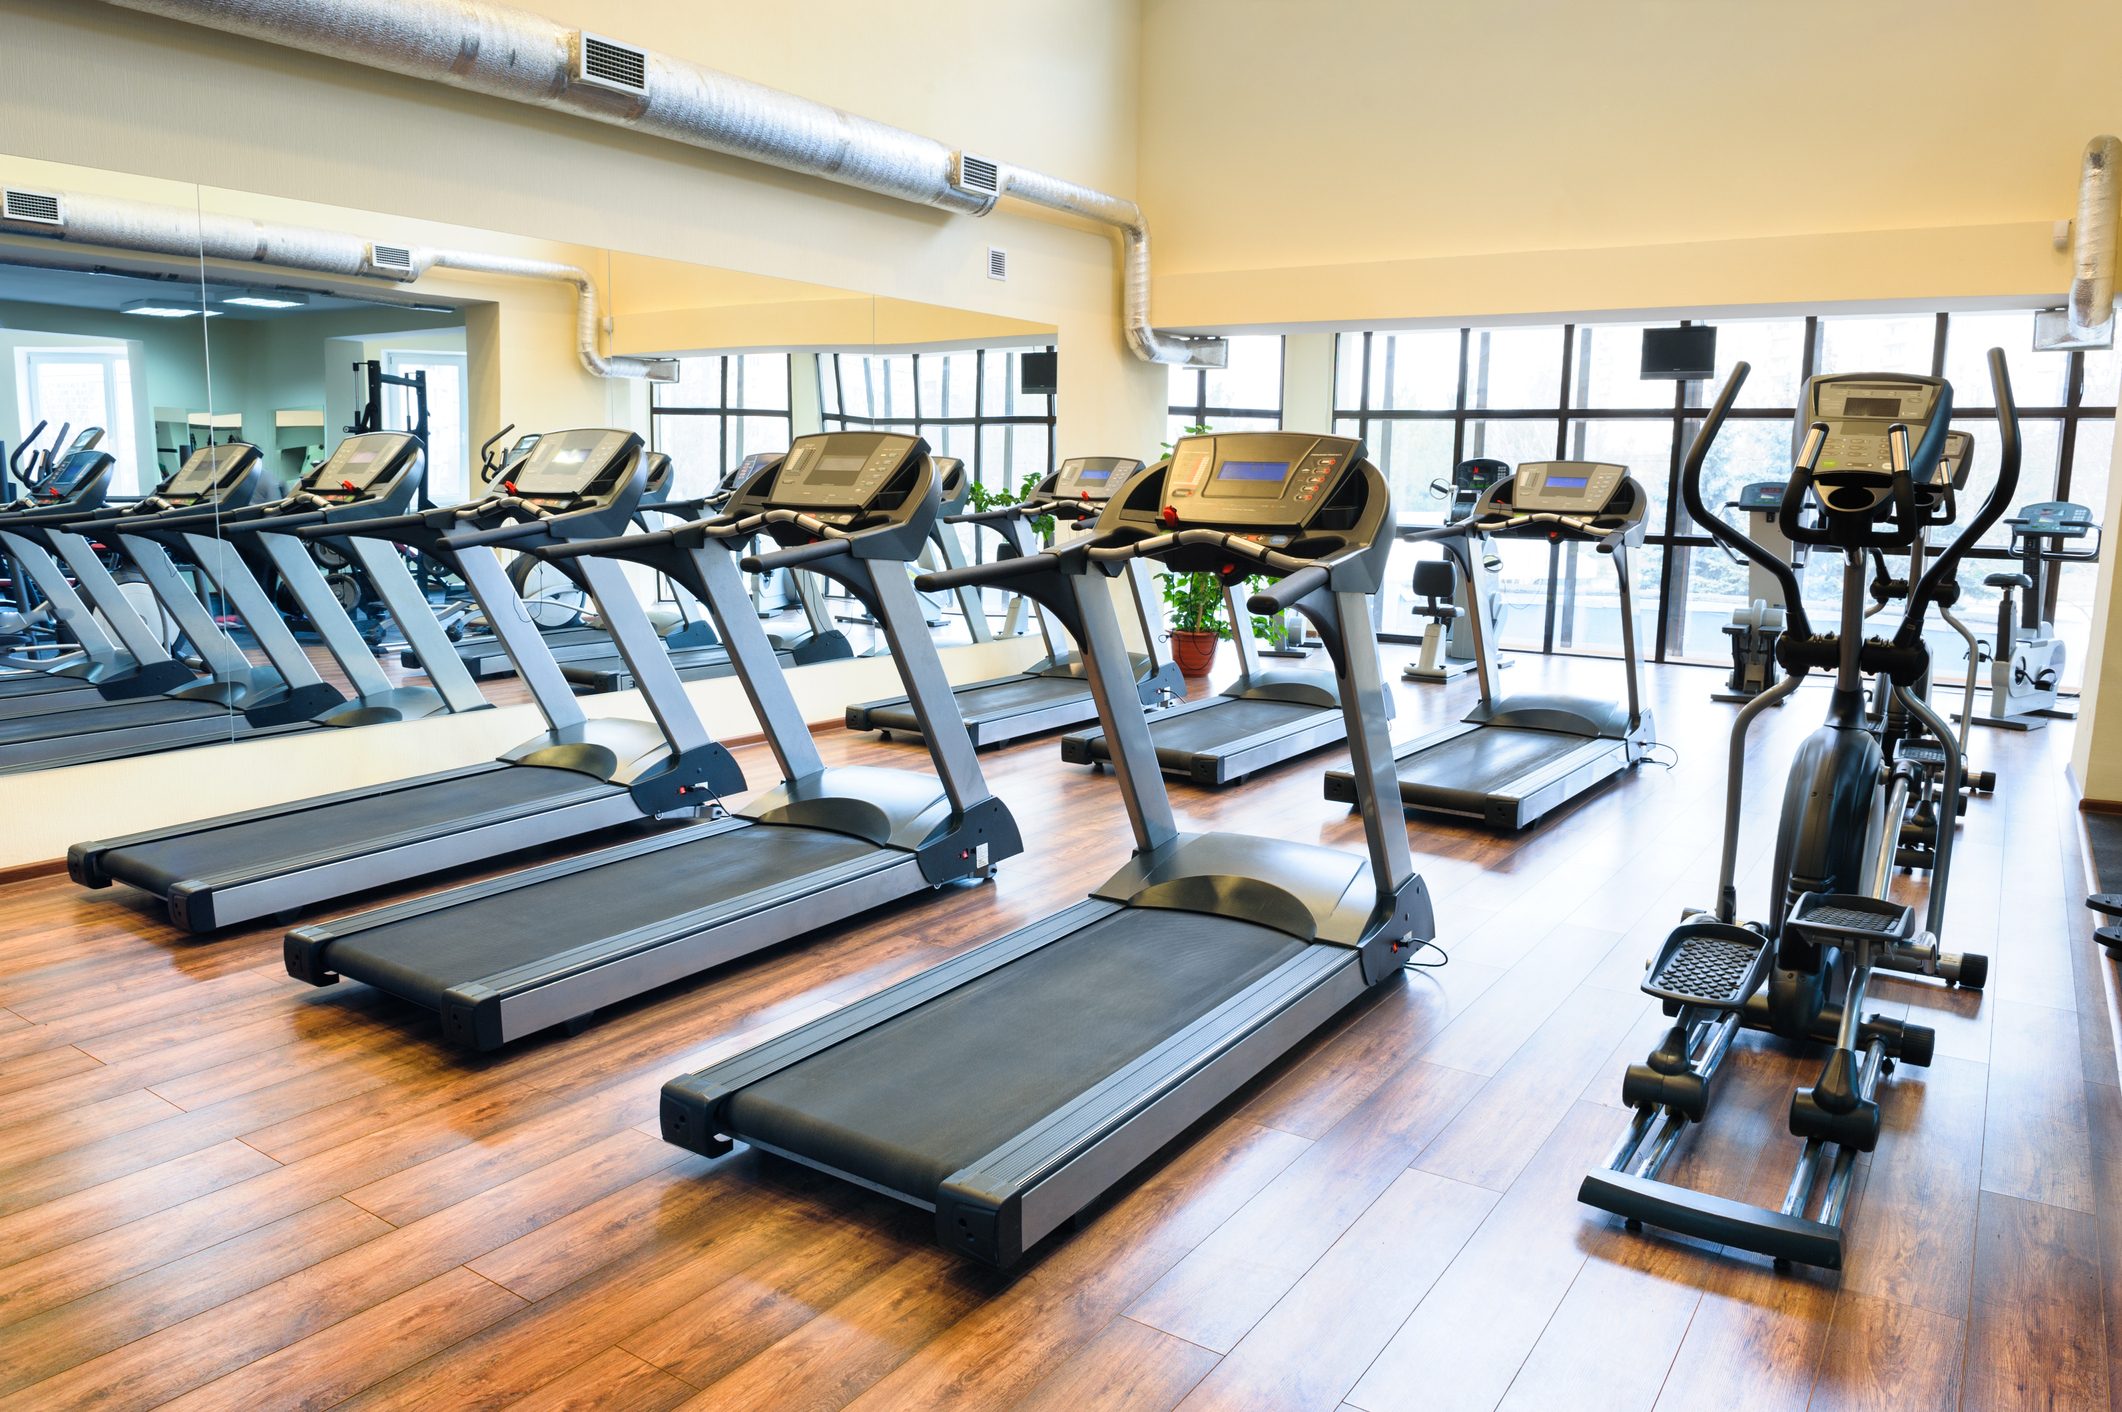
[145,441,266,510]
[641,452,674,505]
[1507,462,1628,513]
[503,428,642,512]
[1450,457,1509,520]
[1106,431,1393,592]
[1047,456,1146,503]
[934,456,969,513]
[297,433,425,513]
[35,449,115,505]
[726,431,938,560]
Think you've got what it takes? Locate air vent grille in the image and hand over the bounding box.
[987,247,1008,281]
[956,154,1001,197]
[367,243,416,278]
[2,188,62,227]
[578,33,648,93]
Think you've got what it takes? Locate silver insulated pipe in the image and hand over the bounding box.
[2071,135,2122,339]
[0,187,673,380]
[85,0,1226,368]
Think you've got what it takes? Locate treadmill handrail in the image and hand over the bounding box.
[293,501,476,541]
[913,548,1067,594]
[741,537,853,573]
[1248,565,1331,614]
[441,502,617,550]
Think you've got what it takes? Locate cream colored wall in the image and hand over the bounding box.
[0,0,1167,455]
[2070,431,2122,803]
[1139,0,2116,325]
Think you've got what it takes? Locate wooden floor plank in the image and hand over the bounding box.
[1174,1168,1495,1412]
[1981,998,2096,1213]
[1124,1059,1485,1353]
[1962,1190,2108,1411]
[1010,1317,1221,1412]
[1807,1293,1963,1412]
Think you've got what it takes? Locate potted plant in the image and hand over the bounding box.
[1158,572,1290,678]
[1161,570,1227,677]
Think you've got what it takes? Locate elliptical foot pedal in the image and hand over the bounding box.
[1642,921,1773,1011]
[1785,893,1917,951]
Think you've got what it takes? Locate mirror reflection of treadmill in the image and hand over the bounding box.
[1058,438,1383,786]
[1323,459,1658,829]
[844,455,1184,748]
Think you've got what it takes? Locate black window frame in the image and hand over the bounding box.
[1334,316,2115,668]
[818,345,1058,504]
[647,353,796,488]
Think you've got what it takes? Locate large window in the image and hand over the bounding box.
[382,349,470,503]
[1335,313,2117,686]
[649,354,793,500]
[14,346,145,493]
[1168,334,1284,445]
[820,346,1055,502]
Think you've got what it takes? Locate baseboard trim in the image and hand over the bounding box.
[0,856,68,886]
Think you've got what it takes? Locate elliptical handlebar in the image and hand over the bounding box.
[1682,362,1814,641]
[6,420,47,482]
[1895,348,2020,649]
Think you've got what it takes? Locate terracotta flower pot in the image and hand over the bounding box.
[1171,629,1220,679]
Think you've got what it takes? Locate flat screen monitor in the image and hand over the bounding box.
[1640,325,1717,380]
[1019,350,1058,396]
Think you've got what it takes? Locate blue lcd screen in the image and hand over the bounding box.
[1545,475,1589,489]
[1077,468,1110,481]
[1216,460,1290,482]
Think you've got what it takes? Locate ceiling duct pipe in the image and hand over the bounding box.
[0,185,674,380]
[85,0,1227,368]
[2070,135,2121,339]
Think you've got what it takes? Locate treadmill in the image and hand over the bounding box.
[282,432,1021,1051]
[0,442,359,770]
[1323,460,1657,830]
[445,448,720,679]
[845,456,1182,747]
[564,452,815,693]
[1057,568,1369,785]
[0,446,200,707]
[71,429,743,932]
[661,431,1434,1267]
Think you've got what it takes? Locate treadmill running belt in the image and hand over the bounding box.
[1081,696,1327,763]
[1400,726,1591,791]
[0,674,94,699]
[0,694,206,744]
[326,824,878,1008]
[866,673,1089,731]
[97,765,617,896]
[725,910,1307,1200]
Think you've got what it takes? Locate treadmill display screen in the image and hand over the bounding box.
[1544,474,1589,489]
[511,438,613,494]
[1076,467,1112,482]
[807,453,867,487]
[1216,460,1290,482]
[1843,396,1901,418]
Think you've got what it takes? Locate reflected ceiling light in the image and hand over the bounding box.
[222,289,309,309]
[120,298,216,318]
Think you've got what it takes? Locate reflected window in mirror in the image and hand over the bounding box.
[649,354,795,499]
[16,347,147,493]
[819,346,1056,518]
[1166,334,1285,448]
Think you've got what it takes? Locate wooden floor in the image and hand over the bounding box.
[0,647,2114,1411]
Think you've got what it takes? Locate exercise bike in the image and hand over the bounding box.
[1713,481,1805,702]
[1578,349,2014,1271]
[1973,499,2100,729]
[1403,457,1506,683]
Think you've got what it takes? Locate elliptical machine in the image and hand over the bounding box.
[1404,457,1506,683]
[1974,498,2100,729]
[1578,351,2014,1271]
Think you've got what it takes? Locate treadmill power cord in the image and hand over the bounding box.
[1407,938,1450,971]
[1640,741,1681,772]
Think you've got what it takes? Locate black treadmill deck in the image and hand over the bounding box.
[313,823,881,1011]
[93,764,616,896]
[864,672,1092,735]
[724,909,1307,1201]
[1067,695,1338,783]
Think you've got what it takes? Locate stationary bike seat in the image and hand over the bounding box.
[1984,571,2033,590]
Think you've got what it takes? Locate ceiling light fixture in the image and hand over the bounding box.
[222,289,309,309]
[120,298,215,318]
